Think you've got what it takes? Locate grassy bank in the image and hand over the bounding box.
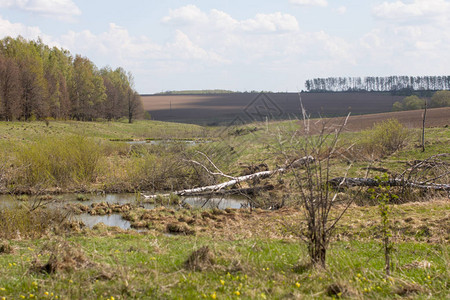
[0,119,449,195]
[0,200,448,299]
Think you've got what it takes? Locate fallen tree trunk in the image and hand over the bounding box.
[329,177,450,191]
[178,185,275,197]
[142,156,314,199]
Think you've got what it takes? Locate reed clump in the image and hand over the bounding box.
[12,135,103,188]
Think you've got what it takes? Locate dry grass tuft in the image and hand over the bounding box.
[394,282,423,296]
[0,240,14,254]
[30,238,96,274]
[166,222,195,235]
[184,246,215,271]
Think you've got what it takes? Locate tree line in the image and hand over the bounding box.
[0,36,143,122]
[305,76,450,93]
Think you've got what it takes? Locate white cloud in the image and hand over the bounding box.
[0,15,41,37]
[368,0,450,59]
[0,15,56,44]
[162,4,208,26]
[336,6,347,14]
[373,0,450,23]
[241,12,299,33]
[289,0,328,7]
[0,0,81,20]
[59,23,227,68]
[163,5,299,34]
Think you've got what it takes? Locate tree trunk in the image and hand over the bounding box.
[329,177,450,191]
[142,156,314,199]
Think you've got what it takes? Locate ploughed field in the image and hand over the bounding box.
[141,92,405,125]
[307,107,450,133]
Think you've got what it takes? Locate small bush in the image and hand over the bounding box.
[0,206,68,239]
[430,90,450,107]
[357,119,410,158]
[13,135,103,187]
[392,95,425,111]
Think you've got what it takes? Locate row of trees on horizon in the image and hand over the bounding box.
[305,76,450,93]
[0,36,143,122]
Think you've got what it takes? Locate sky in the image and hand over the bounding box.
[1,0,449,94]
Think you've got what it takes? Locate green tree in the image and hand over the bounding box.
[70,55,106,120]
[0,53,22,120]
[1,37,48,120]
[43,47,73,119]
[392,95,425,111]
[402,95,424,110]
[430,90,450,107]
[392,101,403,111]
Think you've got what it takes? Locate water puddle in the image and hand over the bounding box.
[75,213,132,229]
[0,193,246,230]
[123,139,210,146]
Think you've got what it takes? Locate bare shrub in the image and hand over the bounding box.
[357,119,410,158]
[274,105,356,268]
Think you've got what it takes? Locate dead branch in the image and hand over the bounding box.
[142,155,314,199]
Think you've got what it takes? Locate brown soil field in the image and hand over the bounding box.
[141,92,405,125]
[311,107,450,132]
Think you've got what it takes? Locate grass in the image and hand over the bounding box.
[0,232,448,299]
[0,119,210,143]
[0,200,448,299]
[0,118,448,194]
[0,117,449,299]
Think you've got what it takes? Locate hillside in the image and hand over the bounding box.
[312,107,450,132]
[141,92,405,125]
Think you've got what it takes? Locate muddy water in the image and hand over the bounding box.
[125,139,209,146]
[0,193,246,229]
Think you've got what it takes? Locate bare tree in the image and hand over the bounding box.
[276,103,354,267]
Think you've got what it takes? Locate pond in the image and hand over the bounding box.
[124,139,210,146]
[0,193,247,230]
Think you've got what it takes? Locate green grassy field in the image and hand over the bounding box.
[0,118,449,299]
[0,200,448,299]
[0,120,210,142]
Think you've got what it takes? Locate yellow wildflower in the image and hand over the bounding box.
[211,292,217,299]
[220,280,225,285]
[234,291,240,296]
[295,282,301,288]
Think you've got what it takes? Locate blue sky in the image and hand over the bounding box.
[1,0,449,93]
